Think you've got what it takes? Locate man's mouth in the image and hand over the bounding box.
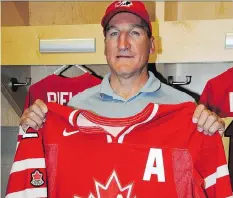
[116,56,133,58]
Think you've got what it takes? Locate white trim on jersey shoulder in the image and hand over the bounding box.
[226,195,233,198]
[204,164,229,189]
[69,109,79,126]
[10,158,45,174]
[118,104,159,143]
[5,187,47,198]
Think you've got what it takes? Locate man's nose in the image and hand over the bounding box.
[117,32,130,51]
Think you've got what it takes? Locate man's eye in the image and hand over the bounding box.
[110,32,118,36]
[130,31,140,36]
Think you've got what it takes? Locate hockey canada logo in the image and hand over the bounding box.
[31,170,44,187]
[115,0,133,7]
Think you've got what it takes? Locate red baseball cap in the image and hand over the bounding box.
[101,1,152,34]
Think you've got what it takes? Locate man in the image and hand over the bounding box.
[20,1,225,135]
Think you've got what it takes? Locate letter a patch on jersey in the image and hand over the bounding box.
[31,169,44,187]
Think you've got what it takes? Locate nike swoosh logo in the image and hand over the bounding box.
[63,129,79,136]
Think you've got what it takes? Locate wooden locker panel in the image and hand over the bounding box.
[28,1,155,26]
[1,2,29,26]
[156,2,233,63]
[165,2,233,21]
[1,23,158,65]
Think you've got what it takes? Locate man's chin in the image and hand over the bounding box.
[114,70,138,79]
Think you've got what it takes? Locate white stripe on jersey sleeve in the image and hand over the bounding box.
[10,158,45,174]
[22,133,39,138]
[5,187,47,198]
[204,164,229,189]
[15,142,20,151]
[226,195,233,198]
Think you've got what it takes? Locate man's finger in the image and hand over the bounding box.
[202,113,217,132]
[27,111,44,127]
[20,117,40,130]
[192,104,205,123]
[35,99,48,114]
[197,109,211,132]
[208,119,225,136]
[29,104,46,120]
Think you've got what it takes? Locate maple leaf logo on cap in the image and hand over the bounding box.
[115,0,133,7]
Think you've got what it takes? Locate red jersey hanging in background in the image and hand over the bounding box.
[17,73,101,145]
[24,73,101,107]
[199,67,233,117]
[199,67,233,189]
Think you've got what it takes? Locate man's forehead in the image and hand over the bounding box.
[108,12,142,25]
[106,23,143,31]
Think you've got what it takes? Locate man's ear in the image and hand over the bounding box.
[149,36,155,54]
[104,39,107,56]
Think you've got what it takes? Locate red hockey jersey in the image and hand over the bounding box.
[17,73,101,145]
[199,67,233,117]
[23,73,101,107]
[6,102,233,198]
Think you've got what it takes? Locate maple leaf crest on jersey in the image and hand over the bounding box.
[74,171,135,198]
[31,170,44,187]
[31,170,44,186]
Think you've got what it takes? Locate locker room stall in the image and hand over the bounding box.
[1,1,233,197]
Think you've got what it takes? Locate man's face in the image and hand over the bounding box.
[104,12,155,78]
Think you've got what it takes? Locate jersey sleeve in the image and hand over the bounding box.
[195,133,233,198]
[5,129,47,198]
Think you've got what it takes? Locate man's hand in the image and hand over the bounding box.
[20,99,48,131]
[192,104,225,136]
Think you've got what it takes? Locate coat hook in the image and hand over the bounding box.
[167,76,192,85]
[8,77,32,92]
